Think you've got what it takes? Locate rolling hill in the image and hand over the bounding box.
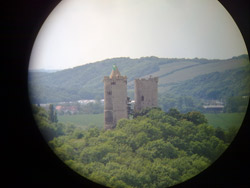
[28,55,249,104]
[169,64,250,99]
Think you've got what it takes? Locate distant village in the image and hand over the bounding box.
[202,100,224,113]
[39,98,225,115]
[39,99,104,115]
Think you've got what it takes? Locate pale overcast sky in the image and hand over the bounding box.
[29,0,248,70]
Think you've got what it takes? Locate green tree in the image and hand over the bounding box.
[48,104,58,123]
[184,111,207,125]
[225,124,241,143]
[215,127,226,142]
[46,107,229,188]
[54,111,58,122]
[134,107,161,118]
[167,108,182,120]
[32,105,64,141]
[225,96,249,112]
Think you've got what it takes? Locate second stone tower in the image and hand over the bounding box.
[134,77,158,112]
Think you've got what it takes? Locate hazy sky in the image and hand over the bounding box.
[29,0,248,70]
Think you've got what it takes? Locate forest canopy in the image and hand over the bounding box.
[32,105,237,188]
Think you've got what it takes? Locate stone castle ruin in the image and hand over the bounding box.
[103,65,128,130]
[134,77,158,112]
[103,65,158,130]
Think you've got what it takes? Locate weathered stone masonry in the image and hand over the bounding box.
[103,65,128,130]
[104,65,158,130]
[134,77,158,112]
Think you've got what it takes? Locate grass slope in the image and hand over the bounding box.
[205,113,246,129]
[58,114,104,129]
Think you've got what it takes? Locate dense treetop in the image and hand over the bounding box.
[32,105,238,188]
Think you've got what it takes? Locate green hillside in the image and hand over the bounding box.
[58,114,104,129]
[169,64,250,99]
[29,55,249,104]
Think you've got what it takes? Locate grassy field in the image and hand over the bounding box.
[58,112,246,131]
[58,113,104,129]
[205,113,246,130]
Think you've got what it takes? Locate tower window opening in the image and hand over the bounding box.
[107,91,112,95]
[141,96,144,101]
[111,81,116,85]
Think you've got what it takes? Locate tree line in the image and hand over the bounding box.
[32,105,239,188]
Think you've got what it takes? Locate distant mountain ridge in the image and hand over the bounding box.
[29,69,62,73]
[28,55,249,104]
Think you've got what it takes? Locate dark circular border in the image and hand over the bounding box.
[3,0,250,187]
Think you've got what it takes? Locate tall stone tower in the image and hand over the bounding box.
[134,77,158,112]
[103,65,128,130]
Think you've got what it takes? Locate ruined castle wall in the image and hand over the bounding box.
[134,77,158,112]
[104,77,113,129]
[104,76,127,129]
